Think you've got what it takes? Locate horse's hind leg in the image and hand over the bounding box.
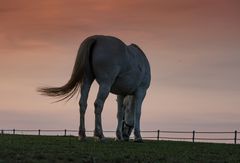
[116,95,125,140]
[94,84,111,140]
[79,78,93,141]
[133,89,146,142]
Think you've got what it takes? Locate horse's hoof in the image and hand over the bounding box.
[116,131,123,141]
[122,133,130,141]
[123,136,130,142]
[123,134,129,141]
[94,136,107,143]
[134,138,143,143]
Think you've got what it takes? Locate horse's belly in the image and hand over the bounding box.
[111,84,134,95]
[110,72,143,95]
[110,82,135,95]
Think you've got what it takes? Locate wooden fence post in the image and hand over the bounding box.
[157,130,160,141]
[1,130,3,135]
[192,130,195,143]
[64,129,67,136]
[234,130,237,144]
[13,129,15,135]
[38,129,41,136]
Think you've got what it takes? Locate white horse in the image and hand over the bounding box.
[38,35,151,142]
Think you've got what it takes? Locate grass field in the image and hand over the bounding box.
[0,135,239,163]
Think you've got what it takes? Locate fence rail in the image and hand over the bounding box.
[1,129,239,144]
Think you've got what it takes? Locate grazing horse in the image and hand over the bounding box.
[38,35,151,142]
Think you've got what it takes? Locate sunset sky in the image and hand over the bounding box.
[0,0,240,133]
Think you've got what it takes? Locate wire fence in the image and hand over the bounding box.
[1,129,239,144]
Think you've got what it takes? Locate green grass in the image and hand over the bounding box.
[0,135,239,163]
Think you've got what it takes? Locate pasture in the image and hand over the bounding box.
[0,135,239,162]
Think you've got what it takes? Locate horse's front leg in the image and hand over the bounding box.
[79,79,93,141]
[116,95,125,140]
[133,89,146,142]
[94,84,110,140]
[122,96,134,141]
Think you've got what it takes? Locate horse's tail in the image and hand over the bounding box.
[37,37,96,101]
